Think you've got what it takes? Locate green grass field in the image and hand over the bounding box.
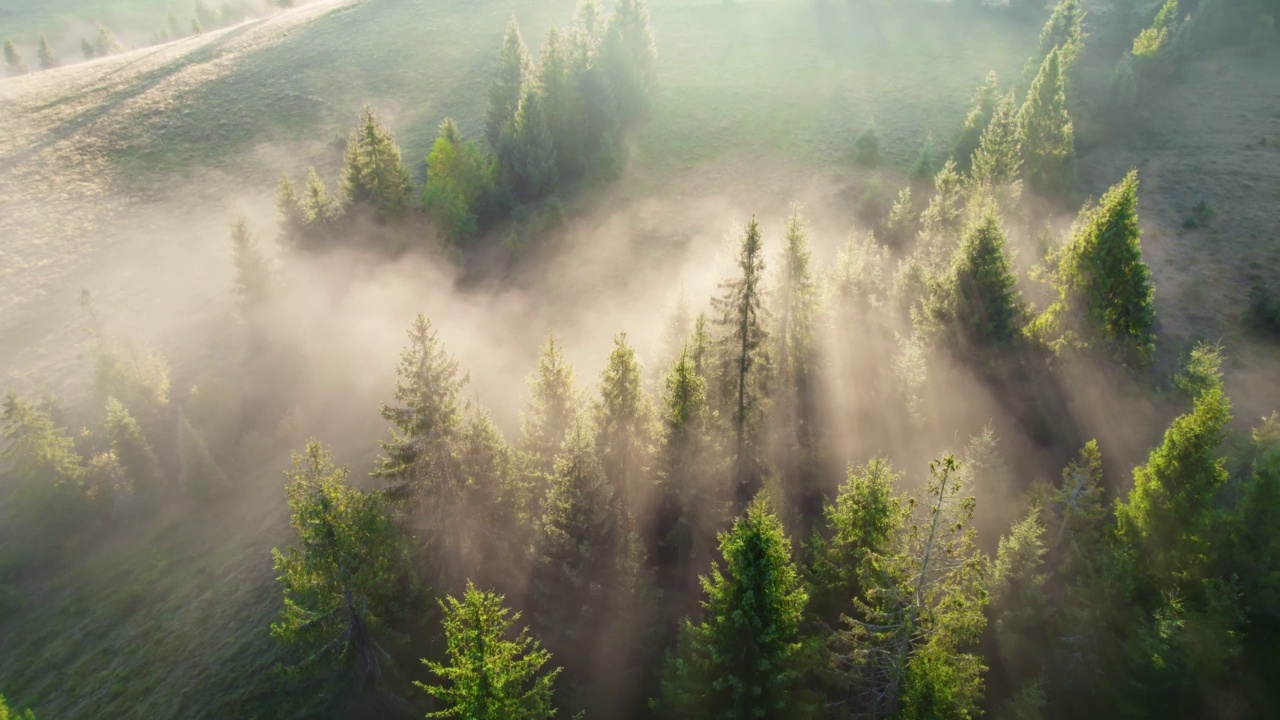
[1,0,186,44]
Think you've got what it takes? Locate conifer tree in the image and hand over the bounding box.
[81,37,96,60]
[594,332,655,524]
[272,440,409,691]
[3,39,27,75]
[1023,0,1084,88]
[909,135,937,183]
[969,90,1024,192]
[832,456,987,720]
[1229,413,1280,622]
[1043,170,1155,364]
[773,207,820,516]
[95,25,124,56]
[230,218,271,320]
[276,175,307,246]
[952,71,1001,172]
[417,583,561,720]
[1,392,88,528]
[1020,47,1075,198]
[987,507,1049,684]
[487,18,533,148]
[374,315,467,499]
[176,414,226,497]
[456,409,530,594]
[341,106,413,223]
[656,288,692,381]
[191,18,203,35]
[711,216,769,503]
[925,210,1026,355]
[519,334,579,483]
[304,168,339,228]
[37,35,58,70]
[806,459,905,630]
[503,86,559,200]
[537,27,576,176]
[655,497,814,720]
[0,695,35,720]
[169,10,185,39]
[105,397,163,498]
[599,0,658,126]
[918,159,966,256]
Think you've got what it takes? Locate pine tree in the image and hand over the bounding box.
[503,85,559,200]
[711,216,769,503]
[1023,0,1084,88]
[341,106,413,223]
[925,209,1026,355]
[655,497,814,720]
[1229,413,1280,622]
[918,159,965,256]
[230,217,271,319]
[487,18,533,148]
[594,332,655,525]
[105,397,164,498]
[832,456,987,720]
[304,168,339,227]
[531,422,647,713]
[773,206,820,517]
[191,18,204,36]
[456,408,530,594]
[176,414,226,497]
[417,583,561,720]
[1020,47,1075,198]
[95,25,124,57]
[987,507,1049,685]
[271,440,409,691]
[1,392,88,530]
[806,459,906,630]
[909,135,937,183]
[1046,170,1156,364]
[969,90,1024,191]
[1115,343,1230,582]
[37,35,58,70]
[951,71,1001,172]
[519,334,579,483]
[3,39,27,76]
[276,175,306,246]
[374,315,468,499]
[537,27,576,177]
[599,0,658,126]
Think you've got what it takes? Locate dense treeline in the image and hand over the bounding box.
[3,0,1280,718]
[279,0,657,251]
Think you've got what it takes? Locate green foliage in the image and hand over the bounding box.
[271,440,409,691]
[230,218,271,320]
[501,86,560,201]
[806,458,905,629]
[1116,343,1230,582]
[712,216,769,498]
[854,124,883,168]
[422,118,497,242]
[923,210,1026,355]
[1019,47,1075,198]
[105,397,164,498]
[374,315,467,498]
[487,18,533,149]
[1041,170,1156,364]
[417,583,561,720]
[1229,414,1280,621]
[951,71,1000,173]
[341,106,413,223]
[909,135,937,183]
[1023,0,1084,88]
[3,38,27,76]
[1,392,90,535]
[520,334,580,483]
[0,695,35,720]
[177,414,226,498]
[833,456,987,720]
[599,0,658,127]
[96,25,124,57]
[655,497,814,720]
[884,187,919,247]
[192,18,204,35]
[80,37,95,61]
[988,507,1048,676]
[969,90,1024,191]
[594,332,655,523]
[36,35,58,70]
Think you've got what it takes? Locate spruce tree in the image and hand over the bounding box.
[519,334,579,484]
[271,440,409,691]
[503,85,559,200]
[1048,170,1156,364]
[925,210,1026,355]
[374,315,467,499]
[3,39,27,76]
[951,71,1001,172]
[594,332,655,525]
[276,175,307,246]
[711,216,769,503]
[1020,47,1075,198]
[81,38,96,60]
[599,0,658,126]
[456,408,530,594]
[773,207,820,517]
[417,583,561,720]
[176,414,226,497]
[1,392,88,529]
[833,456,987,720]
[487,17,533,149]
[969,90,1024,191]
[537,27,576,177]
[96,25,124,56]
[230,217,271,320]
[655,497,813,720]
[341,106,413,223]
[304,168,339,228]
[1023,0,1084,88]
[37,35,58,70]
[105,397,164,498]
[909,134,937,183]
